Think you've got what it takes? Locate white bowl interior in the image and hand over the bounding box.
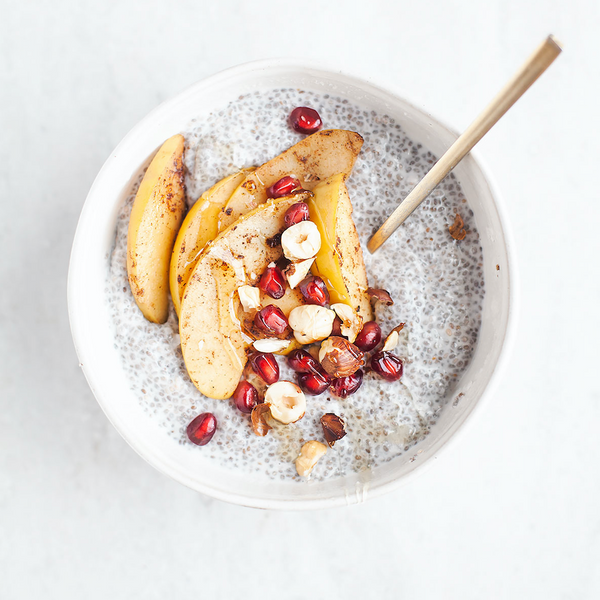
[68,61,513,509]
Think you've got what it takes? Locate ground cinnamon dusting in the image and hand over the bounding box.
[449,214,466,240]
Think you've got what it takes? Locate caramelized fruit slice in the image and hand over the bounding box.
[170,169,253,315]
[308,174,373,320]
[219,129,363,230]
[180,196,302,399]
[127,134,186,324]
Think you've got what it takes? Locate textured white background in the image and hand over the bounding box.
[1,0,599,598]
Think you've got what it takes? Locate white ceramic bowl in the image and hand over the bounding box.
[68,59,517,510]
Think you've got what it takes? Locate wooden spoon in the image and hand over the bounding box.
[367,35,562,253]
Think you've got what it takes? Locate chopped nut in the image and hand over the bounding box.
[251,403,271,437]
[367,288,394,306]
[449,214,466,240]
[264,381,306,424]
[382,331,398,352]
[284,258,315,289]
[295,441,328,477]
[243,365,267,398]
[238,285,261,311]
[281,221,321,261]
[383,323,405,352]
[318,336,364,378]
[320,413,347,447]
[331,303,363,343]
[253,338,291,353]
[289,305,335,344]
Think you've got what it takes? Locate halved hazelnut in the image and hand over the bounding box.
[295,440,328,477]
[318,336,364,378]
[288,305,335,344]
[281,221,321,261]
[264,381,306,424]
[331,303,363,343]
[320,413,347,447]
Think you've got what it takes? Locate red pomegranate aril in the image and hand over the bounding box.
[254,305,288,335]
[267,176,301,199]
[354,321,382,351]
[232,381,259,414]
[330,369,364,398]
[297,370,330,395]
[299,276,330,306]
[251,353,280,385]
[371,351,404,381]
[186,412,217,446]
[287,349,320,374]
[284,201,310,228]
[258,265,286,299]
[289,106,323,134]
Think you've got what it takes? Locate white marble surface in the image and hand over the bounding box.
[1,0,599,598]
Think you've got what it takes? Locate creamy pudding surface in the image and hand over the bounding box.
[106,88,485,482]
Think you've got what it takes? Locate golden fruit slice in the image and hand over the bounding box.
[218,129,363,231]
[169,169,253,316]
[180,196,303,399]
[308,174,373,321]
[127,134,186,324]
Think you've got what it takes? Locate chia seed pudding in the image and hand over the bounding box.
[106,88,485,482]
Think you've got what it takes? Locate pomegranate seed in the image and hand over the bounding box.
[186,413,217,446]
[267,176,301,199]
[232,381,258,414]
[297,370,330,395]
[258,265,286,299]
[371,352,404,381]
[330,369,363,398]
[289,107,323,134]
[299,276,330,306]
[251,353,280,385]
[354,321,382,351]
[287,349,320,373]
[254,305,288,335]
[284,202,310,228]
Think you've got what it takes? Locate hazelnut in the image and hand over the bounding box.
[382,331,399,352]
[367,288,394,306]
[253,338,291,353]
[318,336,364,378]
[238,285,261,312]
[281,221,321,261]
[382,323,405,352]
[295,440,328,478]
[288,305,335,344]
[264,381,306,424]
[320,413,347,447]
[251,403,272,437]
[331,303,363,343]
[284,258,315,289]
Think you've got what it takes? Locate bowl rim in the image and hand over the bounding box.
[68,57,518,510]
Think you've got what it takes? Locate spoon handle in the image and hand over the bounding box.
[367,35,562,254]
